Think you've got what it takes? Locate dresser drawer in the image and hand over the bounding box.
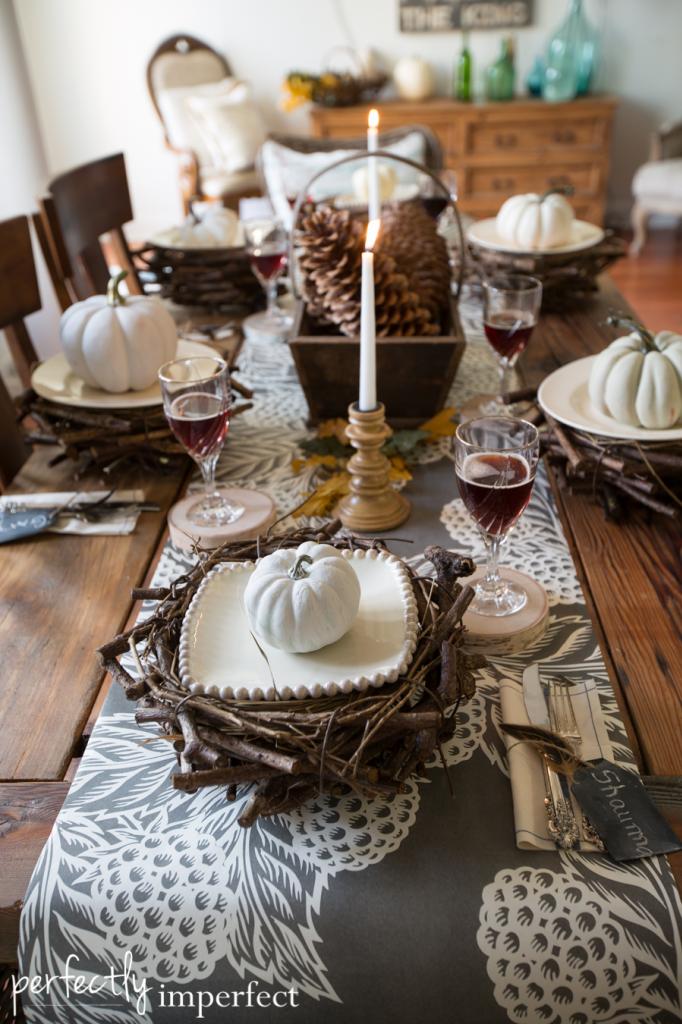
[465,117,607,155]
[465,164,599,198]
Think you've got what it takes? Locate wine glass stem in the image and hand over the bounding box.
[498,360,511,397]
[481,533,503,594]
[265,279,278,316]
[197,453,220,509]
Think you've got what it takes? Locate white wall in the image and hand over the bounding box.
[12,0,682,239]
[0,0,61,358]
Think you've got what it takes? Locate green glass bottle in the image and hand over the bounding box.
[485,37,515,102]
[454,32,472,101]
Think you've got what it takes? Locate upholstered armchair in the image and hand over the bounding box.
[147,34,262,213]
[631,120,682,254]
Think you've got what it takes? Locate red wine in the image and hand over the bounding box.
[421,196,448,219]
[484,313,535,361]
[167,392,230,459]
[250,251,286,281]
[457,452,534,535]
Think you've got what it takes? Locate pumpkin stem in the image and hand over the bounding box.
[107,269,128,307]
[289,555,313,580]
[539,185,575,202]
[607,313,656,350]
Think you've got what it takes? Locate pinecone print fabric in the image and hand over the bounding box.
[94,832,230,982]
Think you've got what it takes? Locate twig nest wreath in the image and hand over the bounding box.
[496,187,574,250]
[243,541,361,653]
[60,270,178,393]
[589,315,682,429]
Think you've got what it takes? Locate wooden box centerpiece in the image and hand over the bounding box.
[288,151,467,426]
[290,297,465,426]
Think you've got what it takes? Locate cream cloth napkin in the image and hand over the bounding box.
[0,490,145,536]
[499,676,613,852]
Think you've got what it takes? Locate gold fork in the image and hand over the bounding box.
[548,680,605,851]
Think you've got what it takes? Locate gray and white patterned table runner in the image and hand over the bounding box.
[18,301,682,1023]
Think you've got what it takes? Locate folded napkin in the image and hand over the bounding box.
[0,490,145,538]
[499,676,613,852]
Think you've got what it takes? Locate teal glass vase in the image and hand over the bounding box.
[485,38,515,102]
[543,0,598,102]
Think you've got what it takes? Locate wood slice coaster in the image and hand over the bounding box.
[462,566,549,655]
[168,488,276,552]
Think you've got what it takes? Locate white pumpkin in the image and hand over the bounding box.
[244,542,361,653]
[352,163,397,204]
[588,316,682,429]
[60,271,178,393]
[165,203,243,249]
[496,189,574,249]
[393,56,435,101]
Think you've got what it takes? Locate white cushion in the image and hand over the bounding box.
[157,76,242,167]
[260,131,428,227]
[186,84,267,174]
[633,159,682,203]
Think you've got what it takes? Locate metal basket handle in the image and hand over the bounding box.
[287,150,466,301]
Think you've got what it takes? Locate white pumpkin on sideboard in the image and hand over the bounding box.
[496,188,575,249]
[60,270,178,393]
[392,56,435,101]
[243,542,361,653]
[588,316,682,429]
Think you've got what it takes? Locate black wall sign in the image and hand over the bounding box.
[399,0,533,32]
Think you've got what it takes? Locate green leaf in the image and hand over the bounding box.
[298,435,350,458]
[382,429,429,458]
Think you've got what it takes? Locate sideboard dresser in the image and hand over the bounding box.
[310,96,617,224]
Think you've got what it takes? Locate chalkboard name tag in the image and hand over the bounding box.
[572,759,682,862]
[0,507,57,544]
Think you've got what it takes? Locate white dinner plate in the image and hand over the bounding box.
[179,548,418,702]
[31,339,217,410]
[467,218,605,255]
[537,356,682,442]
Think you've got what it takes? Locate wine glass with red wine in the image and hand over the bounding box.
[454,416,539,617]
[159,356,244,527]
[244,218,292,335]
[484,274,542,396]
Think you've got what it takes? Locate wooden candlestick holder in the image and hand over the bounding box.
[336,402,411,533]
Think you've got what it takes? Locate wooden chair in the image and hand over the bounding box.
[0,216,37,485]
[266,124,444,171]
[39,153,142,303]
[147,33,261,213]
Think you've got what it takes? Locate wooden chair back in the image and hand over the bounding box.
[0,215,37,484]
[146,33,231,144]
[44,153,141,300]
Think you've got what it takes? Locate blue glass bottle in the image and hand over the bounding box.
[543,0,598,103]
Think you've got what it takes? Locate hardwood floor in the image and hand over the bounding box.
[609,227,682,331]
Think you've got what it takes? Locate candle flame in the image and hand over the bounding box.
[365,219,380,251]
[368,108,379,129]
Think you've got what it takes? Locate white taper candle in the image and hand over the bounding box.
[367,108,380,222]
[359,219,380,411]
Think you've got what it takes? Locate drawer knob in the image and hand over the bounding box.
[494,133,517,148]
[553,129,577,144]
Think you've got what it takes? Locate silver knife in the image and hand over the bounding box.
[522,663,580,850]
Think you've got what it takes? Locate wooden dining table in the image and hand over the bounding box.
[1,275,680,968]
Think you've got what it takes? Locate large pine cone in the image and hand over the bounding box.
[296,205,443,337]
[379,201,451,326]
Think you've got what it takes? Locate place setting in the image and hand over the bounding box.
[3,7,682,1024]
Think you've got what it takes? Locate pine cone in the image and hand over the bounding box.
[379,201,451,327]
[296,205,441,337]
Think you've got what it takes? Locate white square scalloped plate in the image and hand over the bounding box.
[179,549,418,702]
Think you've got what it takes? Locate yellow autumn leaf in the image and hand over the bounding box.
[388,455,413,482]
[419,407,457,438]
[317,418,349,444]
[291,453,338,474]
[293,472,350,518]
